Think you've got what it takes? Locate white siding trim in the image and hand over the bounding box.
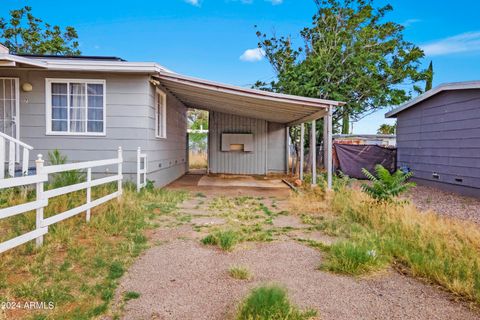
[155,88,167,139]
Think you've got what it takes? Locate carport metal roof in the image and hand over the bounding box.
[156,72,344,126]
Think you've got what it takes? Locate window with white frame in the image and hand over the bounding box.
[155,89,167,138]
[46,79,106,135]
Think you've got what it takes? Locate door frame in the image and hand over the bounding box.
[1,77,21,161]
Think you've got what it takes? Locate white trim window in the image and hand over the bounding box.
[155,89,167,138]
[46,79,106,135]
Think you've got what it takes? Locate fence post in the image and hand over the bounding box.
[137,147,141,193]
[35,154,45,247]
[86,168,92,222]
[118,147,123,198]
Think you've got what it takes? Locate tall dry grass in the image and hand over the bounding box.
[291,185,480,304]
[189,151,207,169]
[0,183,187,319]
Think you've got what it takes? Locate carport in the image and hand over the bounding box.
[156,72,344,189]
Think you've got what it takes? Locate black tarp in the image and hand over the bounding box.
[334,144,397,179]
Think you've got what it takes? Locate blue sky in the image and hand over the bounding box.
[2,0,480,133]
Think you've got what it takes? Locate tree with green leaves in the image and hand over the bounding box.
[425,61,434,91]
[255,0,429,134]
[361,164,415,202]
[377,123,396,134]
[0,6,80,55]
[188,109,209,152]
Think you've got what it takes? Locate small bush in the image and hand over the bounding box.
[48,149,85,188]
[229,265,251,280]
[361,164,415,202]
[237,285,317,320]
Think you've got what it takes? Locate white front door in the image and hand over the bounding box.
[0,78,20,140]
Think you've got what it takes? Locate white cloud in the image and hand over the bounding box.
[401,18,421,27]
[240,48,265,62]
[226,0,253,4]
[185,0,200,6]
[227,0,282,4]
[421,31,480,56]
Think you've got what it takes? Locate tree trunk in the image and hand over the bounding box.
[342,112,350,134]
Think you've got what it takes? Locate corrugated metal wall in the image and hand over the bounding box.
[267,122,287,173]
[209,111,267,175]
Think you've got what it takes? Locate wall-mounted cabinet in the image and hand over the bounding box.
[221,133,254,152]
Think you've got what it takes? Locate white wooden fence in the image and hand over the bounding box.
[136,147,147,192]
[0,147,123,254]
[0,131,34,179]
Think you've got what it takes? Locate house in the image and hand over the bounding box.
[386,81,480,197]
[0,44,342,188]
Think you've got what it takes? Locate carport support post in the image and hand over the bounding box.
[300,123,304,180]
[311,120,317,186]
[326,106,333,190]
[285,126,289,174]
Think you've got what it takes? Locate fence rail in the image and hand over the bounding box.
[0,132,34,179]
[0,147,123,254]
[137,147,147,192]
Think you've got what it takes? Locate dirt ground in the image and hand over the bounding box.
[112,176,480,320]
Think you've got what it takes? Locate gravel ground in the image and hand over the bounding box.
[117,239,478,320]
[111,188,480,320]
[405,185,480,224]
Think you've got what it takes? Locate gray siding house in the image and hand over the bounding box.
[386,81,480,197]
[0,44,341,188]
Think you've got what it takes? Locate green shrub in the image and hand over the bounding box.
[361,165,414,202]
[237,285,317,320]
[48,149,85,188]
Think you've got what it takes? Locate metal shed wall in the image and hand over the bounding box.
[396,89,480,196]
[208,111,268,175]
[267,122,287,173]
